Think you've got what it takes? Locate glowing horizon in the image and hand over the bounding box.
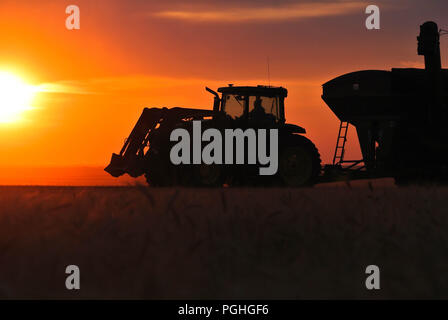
[0,0,447,185]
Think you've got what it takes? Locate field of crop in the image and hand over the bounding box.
[0,183,448,299]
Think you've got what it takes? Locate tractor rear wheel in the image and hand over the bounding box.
[278,135,321,187]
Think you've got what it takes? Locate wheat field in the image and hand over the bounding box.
[0,183,447,299]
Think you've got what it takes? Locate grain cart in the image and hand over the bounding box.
[322,21,448,184]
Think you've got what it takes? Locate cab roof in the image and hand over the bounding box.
[217,85,288,98]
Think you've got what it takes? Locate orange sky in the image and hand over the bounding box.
[1,0,448,184]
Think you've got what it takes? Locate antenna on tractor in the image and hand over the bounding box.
[267,56,271,87]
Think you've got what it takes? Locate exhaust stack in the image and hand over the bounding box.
[418,21,441,71]
[418,21,443,125]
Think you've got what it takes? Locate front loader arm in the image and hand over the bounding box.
[105,107,214,178]
[119,108,164,160]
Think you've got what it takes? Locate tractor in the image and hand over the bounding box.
[105,85,321,187]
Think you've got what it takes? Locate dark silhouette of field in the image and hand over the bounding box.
[0,183,447,299]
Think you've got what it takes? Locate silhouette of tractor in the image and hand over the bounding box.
[105,85,321,187]
[106,21,448,186]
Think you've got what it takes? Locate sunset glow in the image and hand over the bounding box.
[0,0,447,184]
[0,72,37,124]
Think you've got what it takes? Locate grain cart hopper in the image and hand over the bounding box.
[322,21,448,184]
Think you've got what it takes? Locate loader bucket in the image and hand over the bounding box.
[105,153,126,177]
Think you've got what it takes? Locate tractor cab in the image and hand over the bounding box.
[207,85,287,123]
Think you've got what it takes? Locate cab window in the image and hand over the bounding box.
[248,96,279,119]
[223,94,246,119]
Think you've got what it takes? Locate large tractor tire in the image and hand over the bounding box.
[278,135,321,187]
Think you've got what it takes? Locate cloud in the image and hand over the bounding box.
[36,75,325,96]
[153,1,366,23]
[36,81,93,95]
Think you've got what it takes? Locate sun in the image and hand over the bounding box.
[0,71,37,124]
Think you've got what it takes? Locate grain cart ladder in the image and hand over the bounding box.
[332,120,349,165]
